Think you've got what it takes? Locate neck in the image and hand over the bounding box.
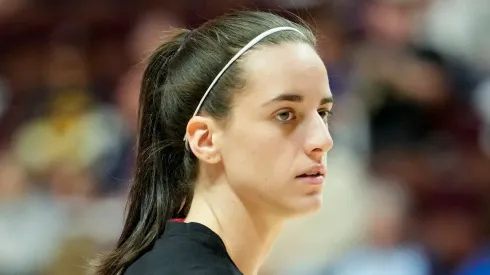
[185,183,284,275]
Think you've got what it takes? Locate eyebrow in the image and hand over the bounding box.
[262,93,334,106]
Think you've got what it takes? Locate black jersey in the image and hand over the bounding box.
[124,221,243,275]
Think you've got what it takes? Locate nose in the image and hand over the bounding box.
[304,114,333,163]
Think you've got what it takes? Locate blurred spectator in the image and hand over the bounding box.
[0,150,66,275]
[363,0,427,46]
[365,47,450,153]
[44,165,125,275]
[455,246,490,275]
[416,189,488,275]
[11,43,127,194]
[12,88,124,179]
[422,0,490,71]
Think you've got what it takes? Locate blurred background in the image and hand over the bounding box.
[0,0,489,274]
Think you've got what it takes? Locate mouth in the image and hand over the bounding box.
[296,172,324,178]
[295,166,326,185]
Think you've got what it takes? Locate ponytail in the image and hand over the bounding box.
[92,30,193,275]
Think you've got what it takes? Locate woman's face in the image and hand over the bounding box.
[218,42,334,218]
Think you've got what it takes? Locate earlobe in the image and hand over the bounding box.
[186,116,221,164]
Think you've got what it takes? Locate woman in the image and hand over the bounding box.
[94,11,334,275]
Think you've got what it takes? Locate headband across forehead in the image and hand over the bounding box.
[183,26,306,142]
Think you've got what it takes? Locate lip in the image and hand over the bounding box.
[295,164,327,185]
[297,164,326,177]
[295,174,325,185]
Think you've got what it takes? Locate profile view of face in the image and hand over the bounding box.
[218,43,334,217]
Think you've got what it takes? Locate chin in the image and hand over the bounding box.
[281,193,323,219]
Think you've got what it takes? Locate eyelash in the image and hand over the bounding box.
[275,109,332,123]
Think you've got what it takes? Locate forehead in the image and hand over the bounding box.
[238,43,331,104]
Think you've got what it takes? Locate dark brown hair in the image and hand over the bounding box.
[93,10,315,275]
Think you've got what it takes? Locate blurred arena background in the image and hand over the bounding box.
[1,0,490,274]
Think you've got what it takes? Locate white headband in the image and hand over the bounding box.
[183,26,305,142]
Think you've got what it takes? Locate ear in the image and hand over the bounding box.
[186,116,222,164]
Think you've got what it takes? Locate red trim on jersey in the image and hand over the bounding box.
[171,218,186,223]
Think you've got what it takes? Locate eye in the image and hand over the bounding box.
[318,109,333,123]
[275,109,296,122]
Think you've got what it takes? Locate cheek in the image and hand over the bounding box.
[221,121,296,187]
